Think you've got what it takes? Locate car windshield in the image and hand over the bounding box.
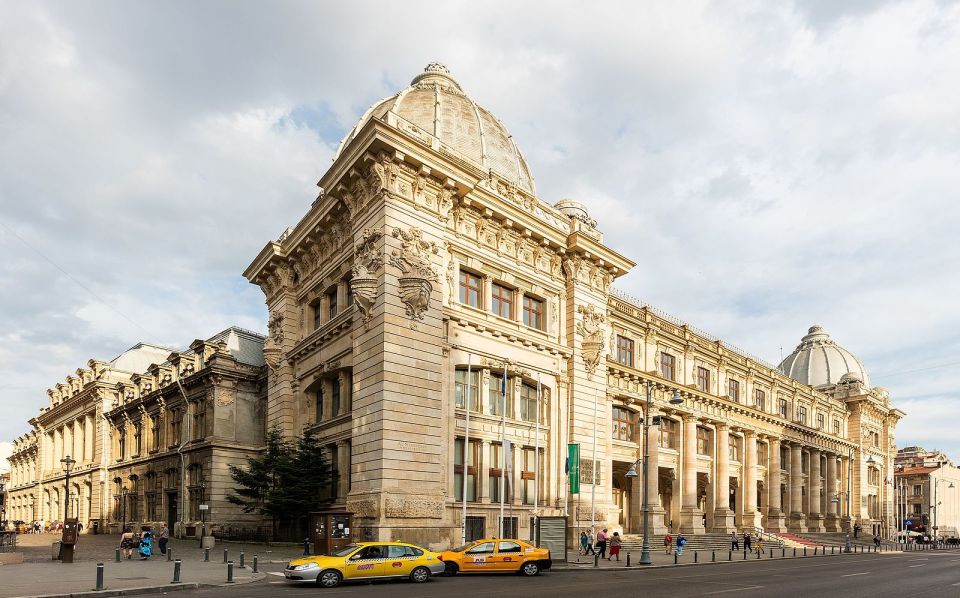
[327,544,360,557]
[451,543,473,552]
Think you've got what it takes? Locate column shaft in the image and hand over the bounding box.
[712,424,735,532]
[789,443,805,531]
[679,415,704,533]
[743,431,757,529]
[808,448,824,531]
[766,437,785,531]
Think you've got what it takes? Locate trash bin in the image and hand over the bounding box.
[51,541,62,560]
[93,521,100,535]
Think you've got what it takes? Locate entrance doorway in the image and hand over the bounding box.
[166,493,177,531]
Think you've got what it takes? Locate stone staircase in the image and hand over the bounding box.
[620,533,740,552]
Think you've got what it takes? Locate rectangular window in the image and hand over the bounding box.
[728,379,740,402]
[489,443,505,501]
[660,352,676,381]
[459,270,482,308]
[616,336,634,368]
[313,302,322,330]
[798,406,808,425]
[833,420,840,435]
[780,446,789,468]
[315,388,323,422]
[802,452,809,473]
[170,408,182,446]
[520,383,539,423]
[659,418,678,449]
[778,398,788,418]
[133,422,142,455]
[697,367,710,393]
[913,485,923,496]
[913,503,922,515]
[344,276,354,307]
[150,415,161,451]
[612,406,634,442]
[522,296,544,330]
[455,369,480,412]
[696,426,710,455]
[454,438,478,502]
[817,413,825,430]
[327,287,338,320]
[729,434,741,462]
[118,428,126,460]
[521,447,542,505]
[488,373,512,417]
[331,378,341,417]
[193,401,206,440]
[491,283,513,319]
[757,443,768,466]
[754,389,765,411]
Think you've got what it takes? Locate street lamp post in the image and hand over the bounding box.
[932,478,954,547]
[60,456,76,521]
[121,486,128,533]
[625,384,683,565]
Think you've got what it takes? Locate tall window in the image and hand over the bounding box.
[616,336,634,367]
[327,287,338,320]
[170,408,182,446]
[659,418,678,449]
[315,388,323,422]
[331,378,341,417]
[344,275,354,307]
[491,283,513,319]
[523,296,544,330]
[696,367,710,393]
[727,379,740,402]
[660,353,676,381]
[757,443,768,466]
[150,415,161,451]
[778,398,788,418]
[913,485,922,496]
[612,406,634,441]
[313,302,322,330]
[133,422,142,456]
[489,443,505,501]
[817,413,825,430]
[754,389,766,411]
[696,426,711,455]
[520,383,539,423]
[488,373,512,417]
[193,401,207,440]
[117,428,126,460]
[798,406,808,425]
[455,369,480,411]
[454,438,478,501]
[459,271,482,308]
[521,447,541,505]
[833,420,841,435]
[729,434,741,461]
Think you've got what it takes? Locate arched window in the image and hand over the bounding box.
[612,406,635,441]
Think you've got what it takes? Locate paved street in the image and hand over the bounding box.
[197,551,960,598]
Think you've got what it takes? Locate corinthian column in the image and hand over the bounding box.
[646,407,668,534]
[807,448,825,532]
[679,415,705,534]
[789,443,805,532]
[712,423,735,532]
[825,453,839,531]
[766,437,786,532]
[743,431,758,529]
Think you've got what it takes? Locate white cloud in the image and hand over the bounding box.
[0,442,12,473]
[1,0,958,455]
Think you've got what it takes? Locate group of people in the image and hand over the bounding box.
[578,528,624,560]
[729,531,765,554]
[119,524,169,560]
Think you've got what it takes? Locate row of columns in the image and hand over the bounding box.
[45,415,96,474]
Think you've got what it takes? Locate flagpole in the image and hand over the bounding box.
[461,354,472,546]
[590,386,598,535]
[534,373,541,534]
[499,361,507,538]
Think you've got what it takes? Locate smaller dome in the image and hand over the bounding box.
[554,198,597,228]
[778,324,870,388]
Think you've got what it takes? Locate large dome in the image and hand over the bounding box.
[335,62,536,194]
[778,325,870,388]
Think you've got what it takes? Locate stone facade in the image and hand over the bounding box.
[894,447,960,538]
[5,328,266,536]
[243,63,905,548]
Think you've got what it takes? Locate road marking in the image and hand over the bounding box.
[266,572,285,576]
[909,558,928,561]
[841,572,869,577]
[702,587,763,595]
[908,564,925,568]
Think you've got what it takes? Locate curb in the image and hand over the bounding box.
[10,572,267,598]
[551,550,892,572]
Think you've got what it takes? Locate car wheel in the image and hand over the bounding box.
[317,570,342,588]
[410,566,431,583]
[521,561,540,576]
[443,562,459,576]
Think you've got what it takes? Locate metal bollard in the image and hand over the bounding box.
[594,553,599,567]
[728,550,732,561]
[168,548,173,562]
[712,550,716,562]
[172,559,182,584]
[694,551,698,563]
[223,548,229,564]
[204,548,210,562]
[96,563,105,591]
[804,547,807,557]
[303,538,310,556]
[793,548,796,557]
[674,552,678,565]
[227,560,234,583]
[115,548,121,563]
[253,555,259,574]
[626,553,631,567]
[832,546,835,555]
[742,550,746,560]
[240,551,246,569]
[756,550,760,559]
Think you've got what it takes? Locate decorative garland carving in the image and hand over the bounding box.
[351,228,385,324]
[576,304,607,377]
[389,227,439,323]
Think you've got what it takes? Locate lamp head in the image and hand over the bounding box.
[625,463,639,478]
[669,390,683,405]
[60,455,76,471]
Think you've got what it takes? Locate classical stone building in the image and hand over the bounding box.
[5,328,265,536]
[894,447,960,538]
[244,63,904,548]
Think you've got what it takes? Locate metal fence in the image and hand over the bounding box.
[0,531,18,552]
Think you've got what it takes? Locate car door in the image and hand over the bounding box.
[384,545,417,577]
[343,545,386,579]
[495,541,524,572]
[461,541,496,572]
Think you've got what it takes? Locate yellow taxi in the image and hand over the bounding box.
[439,538,552,576]
[284,542,445,588]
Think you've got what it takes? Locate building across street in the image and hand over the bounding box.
[893,446,960,539]
[7,63,906,550]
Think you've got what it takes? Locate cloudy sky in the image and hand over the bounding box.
[2,0,959,470]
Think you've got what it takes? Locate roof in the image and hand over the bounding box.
[896,466,939,476]
[778,324,870,388]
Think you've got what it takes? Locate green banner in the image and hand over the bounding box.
[568,443,580,495]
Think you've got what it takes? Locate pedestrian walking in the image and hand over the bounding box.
[743,532,752,552]
[596,528,608,559]
[580,531,590,555]
[120,528,137,560]
[138,529,154,560]
[731,531,739,551]
[158,524,169,555]
[873,535,881,549]
[676,533,687,556]
[664,533,673,554]
[756,538,764,555]
[609,532,622,561]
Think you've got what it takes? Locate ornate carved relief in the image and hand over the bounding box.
[351,228,385,324]
[389,227,439,323]
[576,304,607,377]
[384,496,444,519]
